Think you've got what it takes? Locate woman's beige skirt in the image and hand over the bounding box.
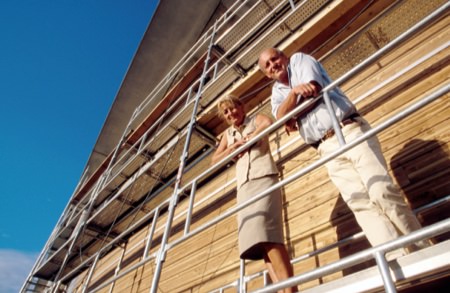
[237,175,284,260]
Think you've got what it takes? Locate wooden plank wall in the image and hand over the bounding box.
[68,7,449,293]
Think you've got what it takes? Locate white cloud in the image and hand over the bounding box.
[0,249,38,293]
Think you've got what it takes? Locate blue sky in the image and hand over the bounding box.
[0,1,157,292]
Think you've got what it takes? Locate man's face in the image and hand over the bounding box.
[259,49,289,82]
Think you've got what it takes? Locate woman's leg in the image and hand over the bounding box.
[262,257,281,292]
[263,243,297,292]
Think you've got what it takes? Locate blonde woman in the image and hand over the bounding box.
[211,95,297,292]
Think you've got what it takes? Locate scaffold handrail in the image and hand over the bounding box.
[100,0,309,196]
[322,1,450,98]
[56,138,216,285]
[132,0,259,122]
[98,96,194,194]
[66,0,309,249]
[92,1,449,290]
[198,0,323,105]
[58,196,171,283]
[176,0,450,201]
[68,0,262,216]
[169,83,449,251]
[61,3,312,284]
[209,194,450,293]
[59,2,450,288]
[82,0,289,215]
[252,218,450,293]
[100,0,293,191]
[148,19,220,293]
[22,1,449,292]
[58,144,215,285]
[83,19,447,293]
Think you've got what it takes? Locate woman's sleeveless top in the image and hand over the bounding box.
[226,116,278,189]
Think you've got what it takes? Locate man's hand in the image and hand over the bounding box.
[292,82,320,98]
[285,118,298,136]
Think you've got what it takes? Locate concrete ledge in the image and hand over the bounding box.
[302,239,450,293]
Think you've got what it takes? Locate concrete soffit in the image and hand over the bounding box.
[79,0,223,185]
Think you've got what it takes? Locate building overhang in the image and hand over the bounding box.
[81,0,223,184]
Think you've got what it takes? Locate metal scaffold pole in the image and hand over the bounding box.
[149,21,218,293]
[50,175,106,293]
[49,88,145,292]
[20,167,90,293]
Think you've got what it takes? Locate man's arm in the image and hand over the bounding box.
[276,81,321,119]
[276,81,321,134]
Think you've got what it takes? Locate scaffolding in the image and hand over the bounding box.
[22,0,450,292]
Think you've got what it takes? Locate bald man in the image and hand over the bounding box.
[258,48,429,257]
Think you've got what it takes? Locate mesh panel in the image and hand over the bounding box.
[217,1,275,52]
[201,68,239,107]
[284,0,329,31]
[238,0,329,69]
[322,34,376,80]
[366,0,446,48]
[322,0,446,80]
[239,26,290,69]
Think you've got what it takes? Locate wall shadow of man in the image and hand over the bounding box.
[390,138,450,243]
[328,138,450,276]
[329,196,375,275]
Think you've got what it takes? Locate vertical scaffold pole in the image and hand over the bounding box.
[50,97,146,292]
[81,253,100,293]
[374,251,397,293]
[108,243,127,293]
[323,90,346,146]
[239,259,246,293]
[50,172,107,293]
[288,0,295,10]
[184,179,197,235]
[149,22,218,293]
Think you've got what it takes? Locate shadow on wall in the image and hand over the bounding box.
[328,138,450,275]
[329,196,375,276]
[390,139,450,243]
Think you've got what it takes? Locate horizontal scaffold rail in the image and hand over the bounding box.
[22,1,449,292]
[83,1,449,288]
[29,0,337,285]
[253,218,450,293]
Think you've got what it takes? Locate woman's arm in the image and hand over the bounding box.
[211,132,246,166]
[245,114,272,140]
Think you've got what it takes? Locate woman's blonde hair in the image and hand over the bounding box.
[216,94,244,119]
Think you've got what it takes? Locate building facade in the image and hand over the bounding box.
[22,0,450,292]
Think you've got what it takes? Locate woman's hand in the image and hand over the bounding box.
[230,138,247,159]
